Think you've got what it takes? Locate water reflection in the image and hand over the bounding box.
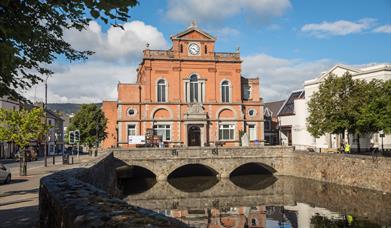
[123,175,391,227]
[230,174,277,190]
[168,176,219,193]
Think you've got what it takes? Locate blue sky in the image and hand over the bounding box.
[25,0,391,103]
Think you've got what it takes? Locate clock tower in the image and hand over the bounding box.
[170,21,216,59]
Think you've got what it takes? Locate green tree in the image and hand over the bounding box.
[307,73,361,138]
[307,73,390,152]
[0,107,48,176]
[67,104,107,152]
[357,80,391,135]
[0,0,138,101]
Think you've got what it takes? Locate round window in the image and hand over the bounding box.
[248,109,256,117]
[128,108,136,116]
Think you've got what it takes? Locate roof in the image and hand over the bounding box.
[304,63,391,86]
[264,100,285,118]
[277,90,305,116]
[170,22,216,41]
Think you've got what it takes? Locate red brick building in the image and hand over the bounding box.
[102,23,263,148]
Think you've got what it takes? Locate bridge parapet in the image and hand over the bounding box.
[112,146,295,180]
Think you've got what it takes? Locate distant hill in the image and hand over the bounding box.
[47,103,101,114]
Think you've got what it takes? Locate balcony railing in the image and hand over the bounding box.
[214,52,241,61]
[143,50,240,61]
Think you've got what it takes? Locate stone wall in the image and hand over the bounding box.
[288,151,391,193]
[114,147,391,193]
[114,146,294,180]
[39,147,391,227]
[39,153,187,228]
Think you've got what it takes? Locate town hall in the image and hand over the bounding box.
[102,23,264,148]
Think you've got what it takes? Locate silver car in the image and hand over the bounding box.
[0,163,11,184]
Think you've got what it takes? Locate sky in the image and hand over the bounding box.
[24,0,391,103]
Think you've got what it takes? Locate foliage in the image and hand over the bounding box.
[356,80,391,134]
[307,73,390,138]
[310,215,381,228]
[67,104,107,148]
[0,0,138,101]
[0,107,48,148]
[47,103,102,114]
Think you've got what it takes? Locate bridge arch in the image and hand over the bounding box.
[168,163,218,179]
[116,165,157,195]
[229,162,277,177]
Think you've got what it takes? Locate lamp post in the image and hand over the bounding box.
[44,74,49,167]
[53,132,58,165]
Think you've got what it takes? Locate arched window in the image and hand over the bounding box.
[180,44,183,53]
[204,45,208,54]
[221,80,230,103]
[190,74,198,103]
[157,79,166,102]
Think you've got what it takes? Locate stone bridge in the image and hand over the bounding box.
[112,146,294,181]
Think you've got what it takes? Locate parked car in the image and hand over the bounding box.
[0,163,11,184]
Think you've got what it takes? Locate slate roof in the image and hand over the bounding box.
[277,90,305,116]
[264,100,285,118]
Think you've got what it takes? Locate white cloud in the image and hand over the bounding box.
[24,62,137,103]
[166,0,291,25]
[301,18,376,37]
[24,21,167,103]
[64,21,168,63]
[242,54,335,101]
[373,24,391,34]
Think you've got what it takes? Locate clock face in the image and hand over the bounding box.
[188,43,200,55]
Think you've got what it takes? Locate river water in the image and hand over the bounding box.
[123,175,391,227]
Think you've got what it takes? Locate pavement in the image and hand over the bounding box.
[0,154,96,228]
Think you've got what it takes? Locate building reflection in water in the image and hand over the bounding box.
[123,174,391,227]
[166,206,268,228]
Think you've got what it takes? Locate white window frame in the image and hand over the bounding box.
[221,80,231,103]
[243,85,251,100]
[218,124,235,141]
[248,124,257,141]
[127,124,136,137]
[153,124,171,142]
[184,74,205,103]
[157,79,167,102]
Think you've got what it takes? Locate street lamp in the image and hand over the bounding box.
[44,74,49,167]
[53,132,58,165]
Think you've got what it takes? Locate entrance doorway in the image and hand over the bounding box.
[188,125,201,146]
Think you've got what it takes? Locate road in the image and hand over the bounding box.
[2,154,85,173]
[0,154,94,228]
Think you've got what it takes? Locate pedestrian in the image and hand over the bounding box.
[339,142,345,153]
[344,142,351,154]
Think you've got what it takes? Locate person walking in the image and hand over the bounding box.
[344,142,351,154]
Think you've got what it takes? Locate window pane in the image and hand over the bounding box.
[128,125,136,136]
[229,129,234,140]
[249,125,256,140]
[161,85,166,102]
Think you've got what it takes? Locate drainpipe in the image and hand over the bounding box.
[139,85,142,135]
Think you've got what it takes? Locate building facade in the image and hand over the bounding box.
[102,24,263,148]
[278,64,391,151]
[263,100,285,145]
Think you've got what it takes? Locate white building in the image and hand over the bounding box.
[278,64,391,151]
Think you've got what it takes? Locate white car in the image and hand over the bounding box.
[0,163,11,184]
